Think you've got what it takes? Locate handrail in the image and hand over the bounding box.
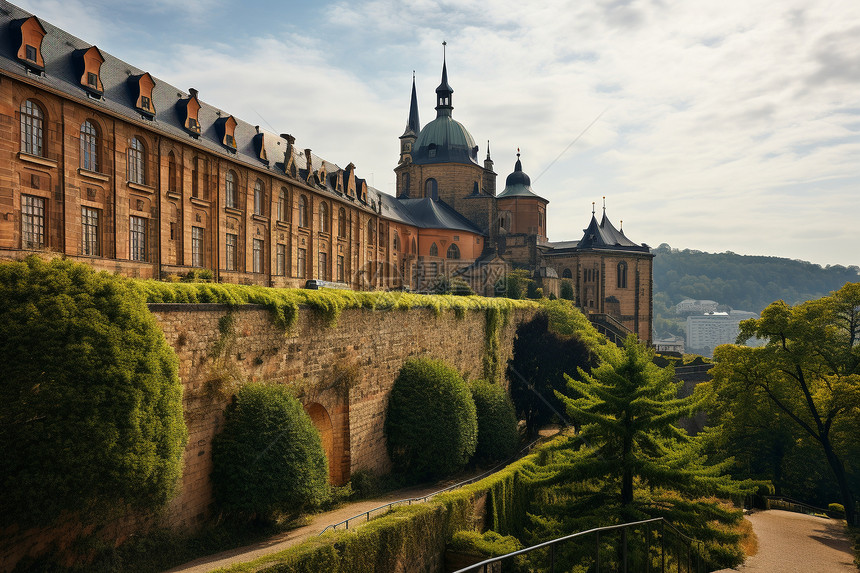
[318,437,544,535]
[764,495,832,515]
[453,517,706,573]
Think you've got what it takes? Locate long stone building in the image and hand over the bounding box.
[0,1,653,341]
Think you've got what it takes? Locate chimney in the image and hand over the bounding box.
[255,125,261,134]
[281,134,295,165]
[189,88,198,99]
[304,149,313,172]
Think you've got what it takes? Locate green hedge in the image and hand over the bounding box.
[385,358,478,479]
[137,280,538,330]
[211,442,556,573]
[470,380,519,463]
[211,383,329,518]
[0,257,187,529]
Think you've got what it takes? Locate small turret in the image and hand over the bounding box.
[435,42,453,117]
[399,72,420,167]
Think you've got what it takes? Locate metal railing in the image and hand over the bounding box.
[318,437,543,535]
[763,495,831,516]
[454,517,707,573]
[588,313,632,346]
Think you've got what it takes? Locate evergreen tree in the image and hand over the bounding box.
[525,336,754,569]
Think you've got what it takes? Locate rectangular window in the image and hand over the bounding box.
[225,233,237,271]
[337,254,344,283]
[140,96,150,111]
[87,72,98,88]
[21,195,45,249]
[25,44,37,62]
[225,134,234,147]
[130,215,147,261]
[297,247,306,279]
[276,244,286,276]
[192,226,204,267]
[81,207,99,256]
[318,252,328,280]
[253,238,263,273]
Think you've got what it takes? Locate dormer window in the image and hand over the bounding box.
[253,129,268,164]
[15,17,46,72]
[181,89,202,136]
[130,73,156,117]
[77,46,105,95]
[216,115,237,151]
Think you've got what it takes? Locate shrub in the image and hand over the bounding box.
[211,383,329,518]
[385,358,478,479]
[450,278,476,296]
[448,529,523,556]
[470,380,519,463]
[560,279,574,300]
[0,256,187,528]
[496,269,533,299]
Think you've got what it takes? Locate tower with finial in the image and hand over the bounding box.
[483,140,496,195]
[399,71,420,168]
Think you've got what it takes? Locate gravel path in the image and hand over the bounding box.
[713,510,856,573]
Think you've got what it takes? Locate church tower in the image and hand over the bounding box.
[396,74,420,198]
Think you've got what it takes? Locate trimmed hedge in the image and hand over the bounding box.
[137,280,538,330]
[385,358,478,479]
[211,384,329,518]
[0,257,187,528]
[470,380,519,463]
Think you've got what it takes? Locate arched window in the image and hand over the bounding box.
[411,238,417,254]
[338,208,346,238]
[20,100,44,156]
[298,195,308,227]
[278,188,288,222]
[429,242,438,257]
[447,243,460,260]
[80,120,98,171]
[319,202,329,233]
[225,170,238,208]
[425,178,438,200]
[167,151,177,193]
[254,179,265,216]
[128,137,146,184]
[367,219,375,244]
[562,268,572,279]
[617,261,628,289]
[393,231,400,251]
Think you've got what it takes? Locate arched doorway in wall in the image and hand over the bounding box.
[304,402,334,483]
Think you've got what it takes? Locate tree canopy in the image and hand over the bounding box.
[710,282,860,524]
[0,257,187,528]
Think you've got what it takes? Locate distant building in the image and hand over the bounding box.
[675,299,719,315]
[654,334,685,354]
[686,311,760,357]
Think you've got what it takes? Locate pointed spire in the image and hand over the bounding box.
[403,71,420,136]
[435,41,453,117]
[592,201,596,215]
[486,140,491,161]
[515,148,523,172]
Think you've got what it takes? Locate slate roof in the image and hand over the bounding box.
[497,154,547,201]
[380,196,483,234]
[575,213,650,252]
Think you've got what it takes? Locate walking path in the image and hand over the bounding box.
[162,479,461,573]
[714,510,856,573]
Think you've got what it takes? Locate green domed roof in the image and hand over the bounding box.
[412,115,479,166]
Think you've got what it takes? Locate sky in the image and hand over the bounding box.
[16,0,860,268]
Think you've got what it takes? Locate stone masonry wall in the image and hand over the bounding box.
[150,303,537,530]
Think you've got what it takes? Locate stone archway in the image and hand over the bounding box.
[304,402,334,483]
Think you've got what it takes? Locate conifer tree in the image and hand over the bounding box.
[525,336,754,569]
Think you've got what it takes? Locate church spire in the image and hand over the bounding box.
[435,41,453,117]
[403,71,420,137]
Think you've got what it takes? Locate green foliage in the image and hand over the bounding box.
[508,300,603,435]
[526,336,756,569]
[450,277,476,296]
[560,279,574,301]
[470,380,519,463]
[710,282,860,524]
[385,358,478,479]
[497,269,534,300]
[138,280,537,331]
[0,256,187,529]
[651,243,860,337]
[211,383,329,518]
[180,268,214,282]
[448,529,523,556]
